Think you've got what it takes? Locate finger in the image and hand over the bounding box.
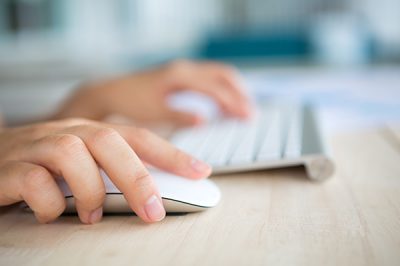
[200,62,245,91]
[62,126,165,223]
[111,126,212,180]
[166,60,252,118]
[174,75,250,118]
[0,161,66,223]
[216,67,252,105]
[164,108,204,127]
[201,63,253,116]
[194,80,245,116]
[20,134,105,224]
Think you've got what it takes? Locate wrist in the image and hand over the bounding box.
[53,82,109,120]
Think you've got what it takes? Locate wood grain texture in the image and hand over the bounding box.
[0,130,399,266]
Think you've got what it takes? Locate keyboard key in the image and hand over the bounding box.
[229,114,261,164]
[283,105,303,158]
[255,107,282,161]
[173,102,303,166]
[172,125,212,158]
[204,120,238,167]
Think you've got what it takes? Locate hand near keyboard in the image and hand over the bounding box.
[54,60,253,126]
[0,118,211,224]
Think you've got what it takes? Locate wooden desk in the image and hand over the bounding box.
[1,127,399,266]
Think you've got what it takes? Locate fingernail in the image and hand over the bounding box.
[145,195,165,222]
[191,158,211,174]
[89,207,103,224]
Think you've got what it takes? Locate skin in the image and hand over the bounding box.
[54,60,252,125]
[0,60,252,224]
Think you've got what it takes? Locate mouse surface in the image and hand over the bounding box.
[57,170,221,213]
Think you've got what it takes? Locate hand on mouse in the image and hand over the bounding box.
[0,118,211,224]
[54,60,253,126]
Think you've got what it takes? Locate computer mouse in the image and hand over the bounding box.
[57,169,221,213]
[167,91,220,121]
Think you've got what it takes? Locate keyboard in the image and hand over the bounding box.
[171,101,334,181]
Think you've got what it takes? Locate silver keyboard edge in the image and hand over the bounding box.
[211,103,335,181]
[212,154,334,181]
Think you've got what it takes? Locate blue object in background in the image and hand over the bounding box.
[200,31,311,60]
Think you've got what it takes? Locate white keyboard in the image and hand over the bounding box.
[171,101,334,181]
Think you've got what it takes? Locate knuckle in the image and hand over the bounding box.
[133,171,153,192]
[167,59,191,75]
[91,127,120,144]
[52,134,86,157]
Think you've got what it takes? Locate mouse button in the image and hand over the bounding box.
[152,171,221,207]
[189,179,221,206]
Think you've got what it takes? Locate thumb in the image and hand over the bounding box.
[165,109,204,127]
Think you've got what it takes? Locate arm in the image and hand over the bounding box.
[0,60,252,224]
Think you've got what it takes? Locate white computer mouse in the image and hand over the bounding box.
[57,169,221,213]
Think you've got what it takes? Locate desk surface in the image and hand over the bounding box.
[1,126,400,266]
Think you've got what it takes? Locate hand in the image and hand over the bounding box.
[0,118,211,224]
[55,60,253,126]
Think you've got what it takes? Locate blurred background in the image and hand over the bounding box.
[0,0,399,125]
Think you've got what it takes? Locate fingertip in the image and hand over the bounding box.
[190,158,212,179]
[76,205,103,224]
[228,98,254,119]
[170,111,204,128]
[88,207,103,224]
[35,213,57,224]
[183,115,205,127]
[241,104,255,119]
[144,195,166,222]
